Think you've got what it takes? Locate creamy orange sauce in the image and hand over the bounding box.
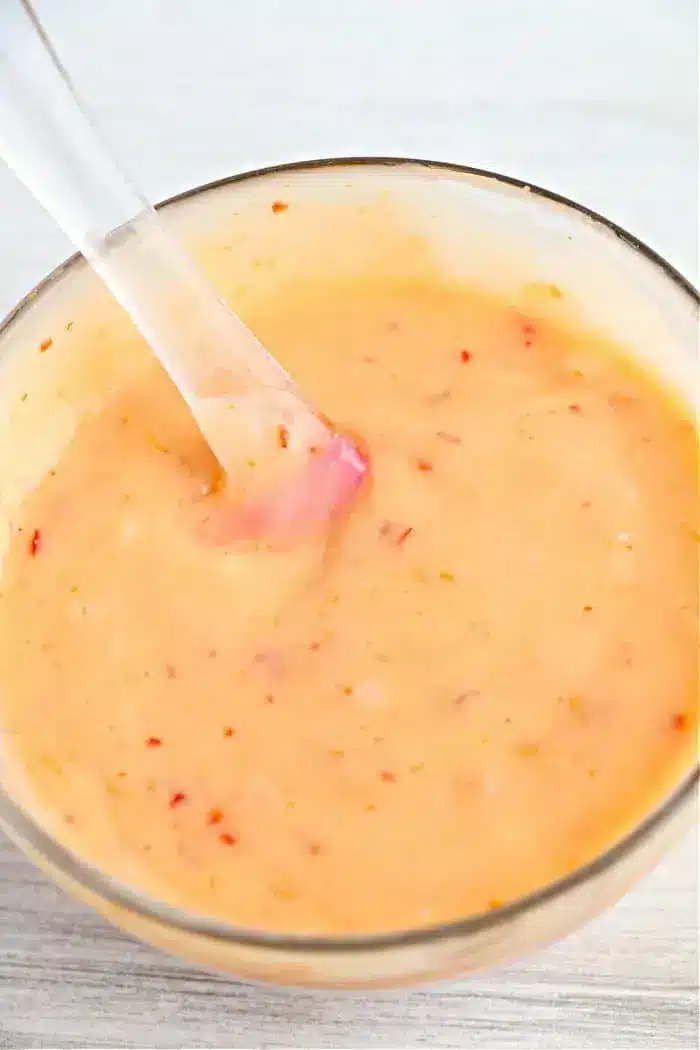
[0,239,696,935]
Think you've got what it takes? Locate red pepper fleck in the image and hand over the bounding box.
[436,431,461,445]
[64,814,75,825]
[169,792,187,808]
[380,521,414,546]
[521,322,537,349]
[460,350,472,363]
[309,641,321,652]
[277,424,289,449]
[223,726,235,738]
[28,528,42,557]
[568,404,582,414]
[379,770,396,783]
[271,200,288,214]
[671,712,689,732]
[308,843,322,856]
[146,737,162,748]
[219,832,239,846]
[207,808,224,825]
[39,337,53,352]
[416,459,434,472]
[165,664,177,679]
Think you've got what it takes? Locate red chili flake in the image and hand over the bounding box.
[28,528,41,557]
[146,737,162,748]
[165,664,177,679]
[277,424,289,449]
[64,814,76,825]
[223,726,235,738]
[207,808,224,826]
[671,712,689,732]
[521,321,537,349]
[460,350,472,363]
[380,521,414,546]
[169,792,187,808]
[39,337,53,352]
[309,641,321,652]
[568,404,582,414]
[379,770,396,783]
[416,459,434,472]
[436,431,462,445]
[308,843,322,856]
[271,200,288,214]
[219,832,239,846]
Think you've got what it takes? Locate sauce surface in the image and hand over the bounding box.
[0,254,696,934]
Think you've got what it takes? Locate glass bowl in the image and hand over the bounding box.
[0,157,697,989]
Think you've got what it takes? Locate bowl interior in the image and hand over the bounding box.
[0,159,697,967]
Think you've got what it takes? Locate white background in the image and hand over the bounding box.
[0,1,697,1047]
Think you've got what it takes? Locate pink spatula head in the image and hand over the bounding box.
[201,432,369,545]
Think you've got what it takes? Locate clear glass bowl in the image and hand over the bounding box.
[0,158,697,989]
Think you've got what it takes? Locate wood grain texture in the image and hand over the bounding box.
[0,834,697,1048]
[0,0,697,1046]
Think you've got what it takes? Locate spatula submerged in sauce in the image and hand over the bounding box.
[0,0,367,541]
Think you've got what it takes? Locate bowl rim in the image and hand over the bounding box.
[1,154,698,956]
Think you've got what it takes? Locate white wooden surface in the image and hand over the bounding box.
[0,1,697,1046]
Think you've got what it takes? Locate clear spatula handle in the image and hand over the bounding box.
[0,0,299,411]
